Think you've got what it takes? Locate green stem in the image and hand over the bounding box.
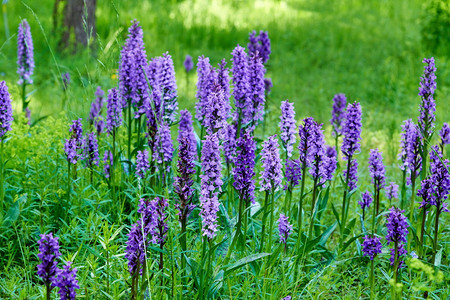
[297,163,307,248]
[22,82,27,112]
[112,130,116,206]
[237,193,244,248]
[127,104,132,162]
[407,175,416,252]
[307,179,318,239]
[260,191,269,252]
[418,207,427,258]
[67,160,71,203]
[370,259,374,300]
[392,243,400,300]
[0,139,4,213]
[341,156,352,243]
[267,188,275,252]
[432,203,441,265]
[400,169,406,210]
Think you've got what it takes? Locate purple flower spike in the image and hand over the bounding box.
[285,159,301,190]
[260,135,283,192]
[175,136,196,220]
[195,55,213,124]
[282,297,292,300]
[386,182,399,201]
[330,93,347,138]
[248,30,271,64]
[84,132,99,168]
[439,123,450,150]
[231,45,250,124]
[386,207,409,268]
[247,53,266,129]
[362,235,382,260]
[153,122,174,171]
[62,72,70,91]
[278,214,293,245]
[401,120,422,185]
[298,117,318,169]
[0,81,14,139]
[106,88,122,134]
[89,86,105,135]
[223,123,237,165]
[341,102,362,159]
[418,57,437,138]
[429,146,450,211]
[69,119,83,148]
[119,20,149,111]
[368,149,386,191]
[233,131,256,204]
[184,55,194,73]
[204,84,230,136]
[279,100,297,158]
[103,150,113,178]
[324,146,338,181]
[417,177,435,209]
[135,149,150,179]
[217,59,230,105]
[150,197,169,246]
[358,191,373,211]
[200,134,223,240]
[179,109,197,159]
[54,261,79,300]
[264,78,272,94]
[343,158,358,192]
[64,138,78,165]
[159,52,178,124]
[17,19,34,85]
[37,233,61,286]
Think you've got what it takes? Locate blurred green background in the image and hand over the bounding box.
[0,0,448,163]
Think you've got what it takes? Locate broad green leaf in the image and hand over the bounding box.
[225,253,270,275]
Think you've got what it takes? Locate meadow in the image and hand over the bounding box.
[0,0,449,299]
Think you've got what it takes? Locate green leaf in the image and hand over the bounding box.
[342,233,364,252]
[434,248,442,267]
[317,186,330,221]
[224,253,270,275]
[319,222,337,246]
[331,203,341,228]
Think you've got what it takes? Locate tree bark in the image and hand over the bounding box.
[60,0,96,50]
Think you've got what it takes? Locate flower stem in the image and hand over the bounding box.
[407,175,416,252]
[0,139,4,214]
[260,191,269,252]
[369,259,374,300]
[432,202,441,265]
[307,178,319,239]
[267,188,275,252]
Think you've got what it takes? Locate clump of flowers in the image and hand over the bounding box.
[17,19,34,86]
[362,235,382,260]
[279,100,296,158]
[248,30,271,64]
[386,207,409,269]
[184,55,193,73]
[54,261,80,300]
[278,214,293,247]
[37,233,61,289]
[135,149,150,180]
[358,191,372,221]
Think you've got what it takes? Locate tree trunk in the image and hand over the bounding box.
[60,0,96,50]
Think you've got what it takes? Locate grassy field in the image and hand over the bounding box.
[0,0,449,299]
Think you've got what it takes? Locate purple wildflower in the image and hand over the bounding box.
[418,57,437,138]
[25,107,31,125]
[429,146,450,211]
[398,119,415,170]
[308,123,329,184]
[248,30,271,64]
[84,132,99,168]
[179,109,197,159]
[152,122,174,171]
[223,123,237,165]
[264,78,273,94]
[174,136,196,220]
[368,149,386,191]
[439,122,450,152]
[200,134,223,240]
[184,55,194,73]
[135,149,150,179]
[233,131,256,204]
[0,81,14,139]
[417,177,435,209]
[362,235,382,260]
[106,88,122,134]
[149,197,169,246]
[103,150,113,179]
[260,135,283,191]
[278,214,293,244]
[118,20,149,111]
[159,52,178,124]
[298,117,319,170]
[54,261,79,300]
[386,182,399,201]
[37,233,61,286]
[17,19,34,85]
[195,56,213,124]
[358,191,373,211]
[62,72,70,91]
[386,207,409,267]
[247,53,266,129]
[64,138,78,165]
[89,87,105,135]
[279,100,296,157]
[343,158,358,192]
[204,84,230,136]
[282,297,292,300]
[403,120,422,185]
[330,93,347,137]
[285,159,302,190]
[69,118,83,148]
[341,102,362,159]
[217,59,230,105]
[231,45,250,124]
[324,146,337,181]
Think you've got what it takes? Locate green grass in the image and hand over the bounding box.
[0,0,449,299]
